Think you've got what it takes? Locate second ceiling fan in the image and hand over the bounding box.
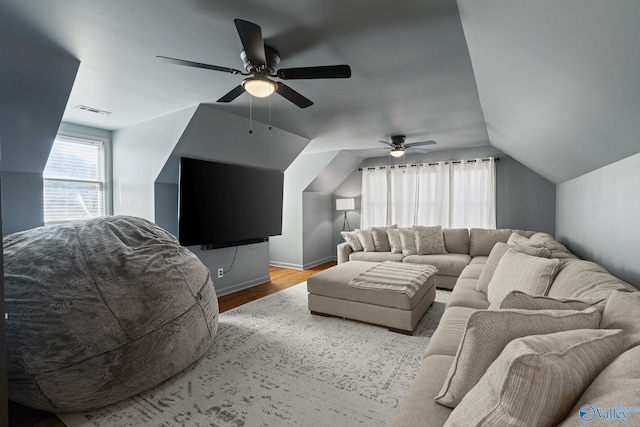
[380,135,437,157]
[158,19,352,108]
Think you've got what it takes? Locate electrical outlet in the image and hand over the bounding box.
[217,268,224,278]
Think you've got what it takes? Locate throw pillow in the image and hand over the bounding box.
[414,225,447,255]
[340,231,363,252]
[443,329,625,427]
[434,307,601,408]
[600,290,640,351]
[386,228,402,254]
[371,225,396,252]
[561,344,640,427]
[355,228,375,252]
[476,242,552,294]
[486,248,561,307]
[398,227,417,256]
[507,232,533,245]
[499,290,607,313]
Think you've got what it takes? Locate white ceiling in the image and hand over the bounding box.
[1,0,639,184]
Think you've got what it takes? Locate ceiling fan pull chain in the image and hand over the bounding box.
[249,95,253,134]
[269,96,272,130]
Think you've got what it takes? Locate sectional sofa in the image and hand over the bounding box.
[387,231,640,426]
[338,226,539,289]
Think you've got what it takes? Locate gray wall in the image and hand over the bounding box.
[0,36,78,235]
[557,153,640,288]
[302,192,333,268]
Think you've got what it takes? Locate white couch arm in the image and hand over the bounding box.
[337,242,353,264]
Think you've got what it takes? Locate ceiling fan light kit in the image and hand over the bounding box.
[158,18,351,108]
[243,78,276,97]
[390,147,405,157]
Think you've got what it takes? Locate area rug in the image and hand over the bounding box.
[59,282,449,427]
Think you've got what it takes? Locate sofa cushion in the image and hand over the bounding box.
[487,249,561,307]
[386,228,402,254]
[600,290,640,350]
[469,228,514,257]
[414,225,447,255]
[548,259,637,300]
[424,307,479,358]
[434,307,601,408]
[349,251,404,263]
[560,345,640,426]
[443,228,469,254]
[340,231,363,252]
[399,227,417,256]
[445,278,490,310]
[403,253,470,277]
[390,355,454,427]
[476,242,552,294]
[529,232,578,259]
[458,263,484,280]
[443,329,625,427]
[371,226,392,252]
[499,291,607,313]
[356,228,375,252]
[507,232,536,245]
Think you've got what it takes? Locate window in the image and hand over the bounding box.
[43,136,106,224]
[360,157,496,229]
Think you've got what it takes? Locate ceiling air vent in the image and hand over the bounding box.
[75,105,112,116]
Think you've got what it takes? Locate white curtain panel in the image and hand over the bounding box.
[449,158,496,228]
[416,161,450,227]
[360,157,496,229]
[388,166,419,227]
[361,167,389,228]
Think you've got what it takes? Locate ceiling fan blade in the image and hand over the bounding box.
[378,140,394,147]
[217,85,246,103]
[277,65,352,80]
[156,56,245,75]
[275,82,313,108]
[404,140,437,147]
[234,19,267,67]
[407,147,432,154]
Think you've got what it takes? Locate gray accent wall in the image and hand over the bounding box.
[0,36,79,235]
[557,153,640,288]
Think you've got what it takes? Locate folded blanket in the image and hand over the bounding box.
[349,261,438,298]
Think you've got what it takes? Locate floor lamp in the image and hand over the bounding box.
[336,198,355,241]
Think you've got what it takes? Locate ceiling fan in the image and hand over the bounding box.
[157,19,352,108]
[380,135,437,157]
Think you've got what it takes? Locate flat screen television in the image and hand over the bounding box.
[178,157,284,248]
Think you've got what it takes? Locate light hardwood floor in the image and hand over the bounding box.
[8,261,336,427]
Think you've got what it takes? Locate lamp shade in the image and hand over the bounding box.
[336,198,355,211]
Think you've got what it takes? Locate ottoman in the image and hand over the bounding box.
[307,261,436,335]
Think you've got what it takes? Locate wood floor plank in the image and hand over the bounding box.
[8,261,336,427]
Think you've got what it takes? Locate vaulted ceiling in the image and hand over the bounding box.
[1,0,639,184]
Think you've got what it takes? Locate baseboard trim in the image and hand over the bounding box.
[269,261,303,270]
[302,256,336,270]
[270,256,337,271]
[215,275,271,297]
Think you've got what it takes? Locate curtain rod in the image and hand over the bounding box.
[358,157,499,171]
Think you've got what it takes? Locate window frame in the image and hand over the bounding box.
[43,130,112,225]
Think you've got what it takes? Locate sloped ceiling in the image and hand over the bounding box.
[458,0,640,184]
[1,1,639,184]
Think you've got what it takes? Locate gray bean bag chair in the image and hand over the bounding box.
[4,215,218,412]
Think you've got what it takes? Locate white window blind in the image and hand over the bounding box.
[43,137,105,224]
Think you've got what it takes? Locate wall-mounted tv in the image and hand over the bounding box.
[178,157,284,248]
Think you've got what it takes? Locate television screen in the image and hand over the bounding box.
[178,157,284,248]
